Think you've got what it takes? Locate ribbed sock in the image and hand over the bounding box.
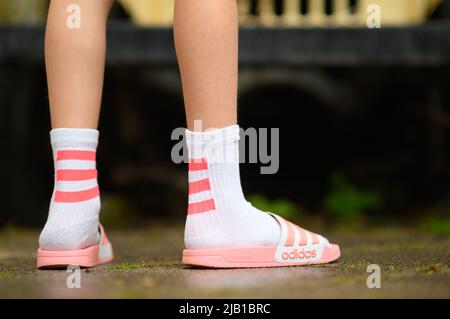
[184,125,280,249]
[39,128,100,250]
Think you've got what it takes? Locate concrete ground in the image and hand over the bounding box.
[0,225,449,298]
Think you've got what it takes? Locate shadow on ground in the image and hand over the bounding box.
[0,225,449,298]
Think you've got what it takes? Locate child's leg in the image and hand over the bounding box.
[174,1,339,267]
[38,0,113,268]
[174,0,237,130]
[174,0,279,248]
[46,0,112,128]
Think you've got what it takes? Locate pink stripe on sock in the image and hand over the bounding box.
[54,186,100,203]
[189,178,211,195]
[284,222,296,247]
[57,150,96,161]
[56,169,98,181]
[188,198,216,215]
[189,158,208,171]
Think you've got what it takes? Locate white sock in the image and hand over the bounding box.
[39,128,101,250]
[184,125,281,249]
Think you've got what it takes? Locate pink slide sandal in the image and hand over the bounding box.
[37,224,113,269]
[182,213,340,268]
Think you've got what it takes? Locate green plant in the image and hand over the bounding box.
[324,171,381,221]
[248,194,299,219]
[420,216,450,235]
[101,194,141,227]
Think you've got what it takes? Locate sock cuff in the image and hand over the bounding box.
[186,125,240,162]
[186,125,239,147]
[50,128,99,150]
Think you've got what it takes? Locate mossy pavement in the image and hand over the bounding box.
[0,224,449,298]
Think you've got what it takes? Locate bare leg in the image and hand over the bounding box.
[45,0,112,128]
[174,0,238,131]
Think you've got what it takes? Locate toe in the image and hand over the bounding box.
[321,243,340,261]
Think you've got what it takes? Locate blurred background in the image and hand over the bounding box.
[0,0,449,234]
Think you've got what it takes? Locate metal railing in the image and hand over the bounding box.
[118,0,443,26]
[0,0,443,27]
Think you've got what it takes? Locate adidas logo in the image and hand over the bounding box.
[281,248,317,260]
